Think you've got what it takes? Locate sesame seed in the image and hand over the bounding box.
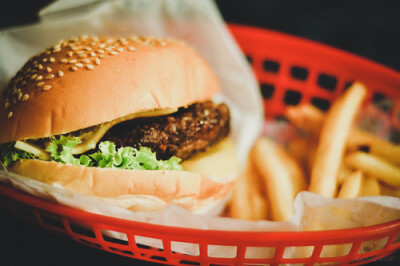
[22,94,29,101]
[30,74,38,80]
[90,42,97,46]
[110,51,118,55]
[25,68,31,73]
[49,57,55,62]
[60,58,68,63]
[128,46,136,51]
[38,64,43,69]
[37,82,44,87]
[90,51,96,57]
[71,46,78,51]
[42,58,48,62]
[46,67,52,73]
[106,39,113,43]
[97,49,105,53]
[30,69,37,73]
[105,46,114,51]
[95,58,100,65]
[78,54,87,58]
[76,50,85,54]
[67,51,73,57]
[117,47,124,52]
[21,81,27,85]
[35,75,43,81]
[4,102,10,108]
[69,59,77,64]
[86,64,94,70]
[82,59,90,63]
[18,92,22,100]
[46,74,55,79]
[85,46,92,51]
[75,63,83,67]
[58,70,64,77]
[8,112,13,118]
[99,44,106,48]
[53,47,61,53]
[70,66,78,71]
[42,85,52,91]
[45,51,51,55]
[99,54,105,59]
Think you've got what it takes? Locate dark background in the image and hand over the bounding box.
[0,0,399,265]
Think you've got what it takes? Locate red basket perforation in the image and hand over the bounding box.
[1,24,400,265]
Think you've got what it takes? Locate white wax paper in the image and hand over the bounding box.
[0,0,399,259]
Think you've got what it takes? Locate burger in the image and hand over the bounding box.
[0,36,239,214]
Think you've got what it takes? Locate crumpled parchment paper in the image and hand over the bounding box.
[0,0,399,259]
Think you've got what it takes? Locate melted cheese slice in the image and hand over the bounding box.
[71,108,178,154]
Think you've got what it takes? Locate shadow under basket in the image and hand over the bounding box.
[1,24,400,265]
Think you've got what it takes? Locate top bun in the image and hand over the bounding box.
[0,36,220,144]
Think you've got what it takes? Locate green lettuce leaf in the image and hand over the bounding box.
[0,143,37,167]
[89,141,182,170]
[46,135,82,165]
[1,135,183,171]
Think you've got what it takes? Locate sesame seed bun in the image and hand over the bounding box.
[0,36,220,144]
[1,36,238,214]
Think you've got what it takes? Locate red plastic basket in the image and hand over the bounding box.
[1,24,400,265]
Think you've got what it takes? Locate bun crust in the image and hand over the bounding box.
[9,138,238,212]
[0,37,220,144]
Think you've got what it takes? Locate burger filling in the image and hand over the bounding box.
[0,101,230,171]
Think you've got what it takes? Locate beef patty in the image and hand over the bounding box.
[101,101,230,160]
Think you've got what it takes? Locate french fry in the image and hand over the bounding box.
[286,135,317,180]
[337,162,353,185]
[337,170,363,198]
[251,137,306,221]
[287,103,400,167]
[345,151,400,187]
[347,128,400,165]
[309,82,367,197]
[228,160,268,220]
[286,136,309,171]
[286,104,325,136]
[276,143,308,194]
[361,176,381,196]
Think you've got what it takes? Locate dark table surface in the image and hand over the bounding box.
[0,0,399,265]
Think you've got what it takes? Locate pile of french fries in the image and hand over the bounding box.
[227,82,400,221]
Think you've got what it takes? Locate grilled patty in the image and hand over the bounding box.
[101,101,230,160]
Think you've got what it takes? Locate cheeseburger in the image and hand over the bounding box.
[0,36,238,214]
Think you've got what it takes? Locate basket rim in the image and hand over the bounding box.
[1,182,399,241]
[228,23,400,78]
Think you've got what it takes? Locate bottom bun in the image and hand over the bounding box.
[9,138,238,213]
